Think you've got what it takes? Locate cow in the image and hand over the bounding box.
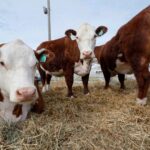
[94,6,150,105]
[0,39,45,123]
[36,23,107,97]
[94,44,127,90]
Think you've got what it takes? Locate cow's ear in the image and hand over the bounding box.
[34,49,55,63]
[65,29,77,40]
[95,26,108,37]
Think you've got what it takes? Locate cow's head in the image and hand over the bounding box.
[0,39,38,103]
[65,23,107,59]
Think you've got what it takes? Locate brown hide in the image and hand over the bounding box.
[95,6,150,103]
[37,37,80,65]
[13,104,22,117]
[32,79,44,113]
[36,37,87,97]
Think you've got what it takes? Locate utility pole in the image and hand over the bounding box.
[43,0,51,40]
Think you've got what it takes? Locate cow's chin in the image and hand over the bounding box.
[10,94,38,104]
[10,98,35,105]
[80,53,95,60]
[81,56,93,60]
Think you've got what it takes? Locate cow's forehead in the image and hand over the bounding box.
[0,39,36,65]
[77,24,95,38]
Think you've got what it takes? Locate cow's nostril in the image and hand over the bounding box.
[16,90,22,96]
[83,51,92,56]
[16,87,36,98]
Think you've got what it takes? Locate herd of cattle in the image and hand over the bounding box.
[0,6,150,123]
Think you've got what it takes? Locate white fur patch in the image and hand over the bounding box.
[70,95,75,99]
[49,69,64,76]
[117,53,123,57]
[36,48,46,54]
[85,92,90,95]
[46,84,50,91]
[42,85,47,93]
[136,97,147,106]
[115,59,132,74]
[76,23,96,59]
[74,59,91,76]
[42,84,50,93]
[40,65,64,76]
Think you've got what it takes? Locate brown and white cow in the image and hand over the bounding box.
[0,39,44,123]
[36,23,107,97]
[94,44,127,90]
[94,6,150,105]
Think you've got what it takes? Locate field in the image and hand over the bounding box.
[0,78,150,150]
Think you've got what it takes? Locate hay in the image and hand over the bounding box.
[0,79,150,150]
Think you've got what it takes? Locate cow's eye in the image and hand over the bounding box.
[76,37,80,41]
[0,61,5,66]
[94,35,97,38]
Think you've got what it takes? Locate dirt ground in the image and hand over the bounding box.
[0,78,150,150]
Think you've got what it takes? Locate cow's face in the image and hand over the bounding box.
[0,39,38,103]
[65,23,107,59]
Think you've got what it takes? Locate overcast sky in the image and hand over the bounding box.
[0,0,149,49]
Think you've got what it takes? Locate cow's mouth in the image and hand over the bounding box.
[80,58,92,63]
[11,95,37,104]
[83,56,92,59]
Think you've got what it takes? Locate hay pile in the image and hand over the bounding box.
[0,79,150,150]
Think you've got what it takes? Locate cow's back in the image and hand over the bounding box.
[100,6,150,64]
[114,6,150,58]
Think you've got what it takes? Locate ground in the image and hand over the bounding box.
[0,78,150,150]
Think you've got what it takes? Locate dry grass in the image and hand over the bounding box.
[0,79,150,150]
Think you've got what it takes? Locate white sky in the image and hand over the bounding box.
[0,0,149,49]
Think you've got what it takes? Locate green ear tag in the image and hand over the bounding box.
[40,54,47,62]
[70,34,76,40]
[99,30,104,36]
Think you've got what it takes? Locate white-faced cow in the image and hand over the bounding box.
[94,6,150,105]
[0,39,44,123]
[36,23,107,97]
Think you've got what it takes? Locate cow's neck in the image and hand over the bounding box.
[74,59,92,76]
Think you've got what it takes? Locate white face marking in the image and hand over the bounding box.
[74,59,92,76]
[76,24,96,59]
[115,59,132,74]
[0,39,37,103]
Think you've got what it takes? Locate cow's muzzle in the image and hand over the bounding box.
[82,51,92,59]
[16,87,36,102]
